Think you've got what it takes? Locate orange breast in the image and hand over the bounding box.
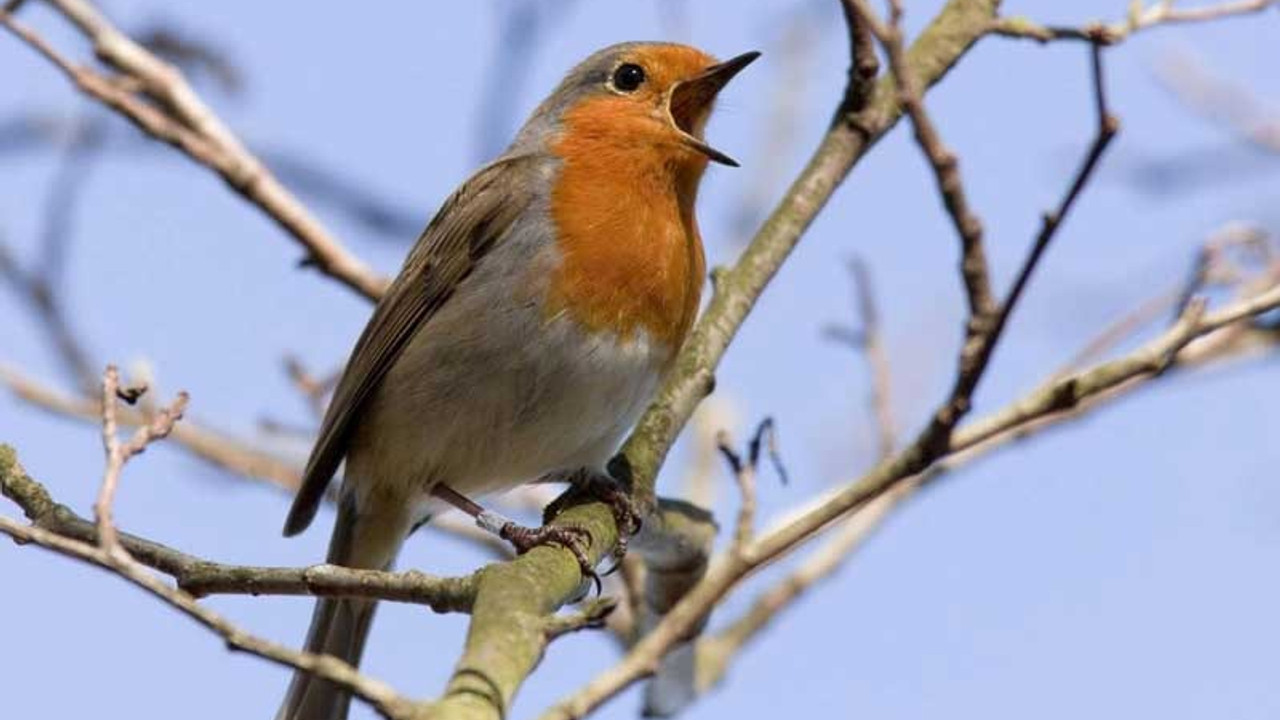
[545,97,707,356]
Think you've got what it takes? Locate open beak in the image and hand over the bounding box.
[668,50,761,167]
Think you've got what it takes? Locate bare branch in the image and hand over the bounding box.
[544,597,619,641]
[0,3,387,300]
[0,515,414,719]
[0,445,477,611]
[916,41,1119,456]
[851,258,896,456]
[2,365,302,492]
[621,0,1002,512]
[1154,50,1280,155]
[716,430,757,555]
[95,365,189,555]
[849,0,997,324]
[541,272,1280,720]
[839,0,882,114]
[990,0,1279,44]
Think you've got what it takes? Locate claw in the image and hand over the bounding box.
[497,521,602,596]
[543,468,644,566]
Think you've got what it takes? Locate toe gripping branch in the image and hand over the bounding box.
[435,461,644,596]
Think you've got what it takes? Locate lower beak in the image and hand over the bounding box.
[668,50,761,167]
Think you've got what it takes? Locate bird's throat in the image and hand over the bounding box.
[545,104,707,356]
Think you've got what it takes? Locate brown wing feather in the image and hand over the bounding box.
[283,154,540,536]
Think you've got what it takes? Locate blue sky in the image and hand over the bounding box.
[2,1,1279,718]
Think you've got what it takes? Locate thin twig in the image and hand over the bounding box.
[917,40,1119,455]
[850,258,896,456]
[0,240,98,394]
[839,0,882,114]
[990,0,1280,45]
[689,259,900,705]
[851,0,997,325]
[0,515,414,719]
[0,445,478,610]
[716,430,757,555]
[544,597,618,641]
[0,4,386,300]
[540,273,1280,720]
[95,365,188,555]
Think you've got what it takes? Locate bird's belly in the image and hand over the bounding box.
[344,269,668,506]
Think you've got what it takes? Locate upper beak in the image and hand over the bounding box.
[668,50,761,167]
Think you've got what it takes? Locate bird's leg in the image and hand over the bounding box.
[542,464,643,568]
[429,483,601,593]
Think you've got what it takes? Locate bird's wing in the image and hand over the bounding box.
[283,153,541,536]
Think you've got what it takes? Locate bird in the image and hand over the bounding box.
[276,41,757,720]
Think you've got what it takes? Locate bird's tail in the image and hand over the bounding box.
[276,492,411,720]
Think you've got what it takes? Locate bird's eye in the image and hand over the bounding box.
[611,63,646,92]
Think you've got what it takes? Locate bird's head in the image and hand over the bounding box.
[522,42,759,170]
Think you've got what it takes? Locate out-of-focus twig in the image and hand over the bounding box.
[545,263,1280,720]
[691,257,901,706]
[991,0,1280,44]
[473,0,576,162]
[730,5,826,237]
[2,365,303,491]
[0,447,416,719]
[0,240,98,394]
[0,2,387,300]
[1154,49,1280,154]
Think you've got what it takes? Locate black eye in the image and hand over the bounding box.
[612,63,646,92]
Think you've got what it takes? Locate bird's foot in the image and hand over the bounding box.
[475,510,601,595]
[543,468,643,572]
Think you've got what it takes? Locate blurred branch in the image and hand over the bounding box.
[659,257,899,713]
[1154,49,1280,154]
[544,2,1008,717]
[0,364,519,555]
[0,513,416,718]
[0,1,387,300]
[1062,222,1274,373]
[547,251,1280,720]
[729,6,826,237]
[0,443,478,610]
[850,259,897,456]
[991,0,1279,44]
[0,239,98,394]
[473,0,576,162]
[1,426,425,720]
[1,364,303,491]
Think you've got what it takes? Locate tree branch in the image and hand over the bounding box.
[850,0,997,324]
[0,2,387,300]
[990,0,1279,45]
[540,262,1280,720]
[622,0,1003,509]
[0,514,415,718]
[0,445,477,611]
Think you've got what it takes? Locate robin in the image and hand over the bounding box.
[277,41,757,720]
